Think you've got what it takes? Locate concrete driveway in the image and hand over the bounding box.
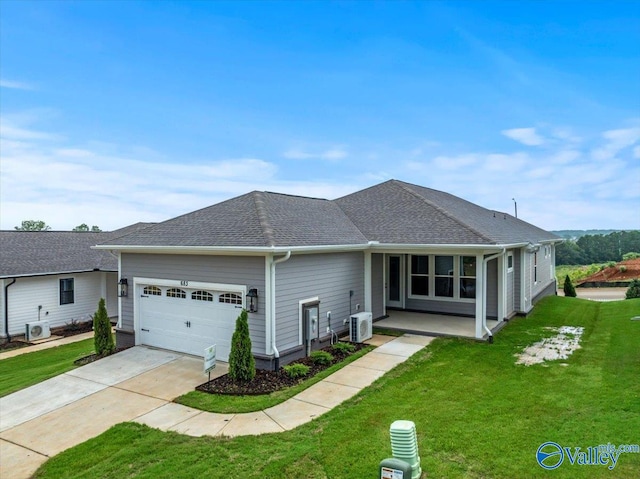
[0,346,222,479]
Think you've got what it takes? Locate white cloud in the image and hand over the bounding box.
[0,78,34,90]
[591,126,640,161]
[283,146,347,160]
[501,127,545,146]
[634,145,640,159]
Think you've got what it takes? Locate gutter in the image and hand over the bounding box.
[482,249,506,342]
[270,250,291,370]
[4,278,16,341]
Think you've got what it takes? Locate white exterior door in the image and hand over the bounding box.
[386,255,404,308]
[137,282,244,360]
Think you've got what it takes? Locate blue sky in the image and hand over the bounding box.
[1,0,639,231]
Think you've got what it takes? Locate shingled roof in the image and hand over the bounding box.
[99,180,559,250]
[335,180,560,245]
[101,192,368,248]
[0,223,154,278]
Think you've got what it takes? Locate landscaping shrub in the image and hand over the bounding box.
[283,363,310,379]
[310,350,334,365]
[228,309,256,382]
[626,279,640,299]
[332,342,356,354]
[563,275,577,297]
[93,298,114,356]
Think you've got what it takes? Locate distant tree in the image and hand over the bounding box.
[15,220,51,231]
[93,298,115,356]
[73,223,102,232]
[555,241,586,265]
[228,309,256,382]
[563,275,577,297]
[626,280,640,300]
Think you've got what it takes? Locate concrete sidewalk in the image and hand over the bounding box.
[0,331,95,360]
[0,334,432,479]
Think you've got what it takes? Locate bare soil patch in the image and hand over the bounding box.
[515,326,584,366]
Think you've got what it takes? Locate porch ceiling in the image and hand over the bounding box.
[375,310,499,340]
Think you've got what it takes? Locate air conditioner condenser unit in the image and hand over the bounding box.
[26,321,51,341]
[349,312,373,343]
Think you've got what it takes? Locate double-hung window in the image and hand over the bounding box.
[460,256,477,298]
[434,256,454,297]
[60,278,74,305]
[410,255,429,296]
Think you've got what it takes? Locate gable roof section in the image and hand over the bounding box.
[0,223,155,278]
[334,180,560,245]
[100,192,368,249]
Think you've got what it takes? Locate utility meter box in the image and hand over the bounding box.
[379,458,412,479]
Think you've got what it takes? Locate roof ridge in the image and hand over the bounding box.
[252,191,276,247]
[391,180,496,244]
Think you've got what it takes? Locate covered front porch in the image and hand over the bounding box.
[374,310,502,340]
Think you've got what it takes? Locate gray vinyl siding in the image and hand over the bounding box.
[275,252,364,352]
[120,253,266,353]
[404,297,475,316]
[486,258,498,318]
[371,253,384,319]
[514,250,523,312]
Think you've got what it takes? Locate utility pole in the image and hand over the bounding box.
[512,198,518,218]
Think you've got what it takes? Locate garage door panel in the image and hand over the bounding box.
[138,285,243,361]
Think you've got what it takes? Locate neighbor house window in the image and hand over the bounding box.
[533,252,538,284]
[410,255,429,296]
[434,256,454,297]
[507,253,514,272]
[60,278,74,305]
[460,256,476,299]
[192,290,213,302]
[143,286,162,296]
[219,292,242,304]
[166,288,186,298]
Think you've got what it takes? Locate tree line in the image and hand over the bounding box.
[14,220,101,232]
[556,230,640,265]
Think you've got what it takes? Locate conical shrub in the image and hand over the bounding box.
[228,309,255,382]
[93,298,114,355]
[563,275,577,298]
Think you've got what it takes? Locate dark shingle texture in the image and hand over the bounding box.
[103,192,368,248]
[335,180,560,245]
[0,223,154,277]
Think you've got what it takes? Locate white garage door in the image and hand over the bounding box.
[138,284,244,360]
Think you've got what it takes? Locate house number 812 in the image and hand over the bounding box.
[180,280,189,286]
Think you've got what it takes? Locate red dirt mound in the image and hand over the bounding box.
[577,258,640,285]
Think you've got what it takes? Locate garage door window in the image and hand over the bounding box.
[219,292,242,305]
[144,286,162,296]
[192,290,214,301]
[167,288,186,298]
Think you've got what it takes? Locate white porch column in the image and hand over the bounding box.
[498,254,505,322]
[475,253,484,339]
[364,251,372,313]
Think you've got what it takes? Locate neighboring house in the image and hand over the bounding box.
[0,223,153,341]
[96,180,561,369]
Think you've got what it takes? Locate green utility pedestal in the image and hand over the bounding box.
[379,458,412,479]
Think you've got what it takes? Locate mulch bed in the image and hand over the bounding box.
[196,342,368,396]
[0,322,96,351]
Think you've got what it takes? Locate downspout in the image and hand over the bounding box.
[482,249,506,343]
[4,278,17,342]
[270,250,291,371]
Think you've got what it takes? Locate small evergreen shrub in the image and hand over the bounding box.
[93,298,114,356]
[310,350,334,365]
[228,309,256,382]
[563,275,577,298]
[619,265,627,273]
[283,363,310,378]
[332,342,356,354]
[626,279,640,300]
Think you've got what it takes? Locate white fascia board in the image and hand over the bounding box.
[0,269,116,279]
[368,243,528,254]
[92,243,369,255]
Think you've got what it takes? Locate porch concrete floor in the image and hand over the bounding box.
[375,310,499,339]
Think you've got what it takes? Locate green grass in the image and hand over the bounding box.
[0,339,95,397]
[35,297,640,478]
[175,345,373,413]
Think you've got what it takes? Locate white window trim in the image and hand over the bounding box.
[407,254,476,303]
[59,277,75,305]
[507,253,514,273]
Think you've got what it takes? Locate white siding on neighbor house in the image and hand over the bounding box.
[120,254,266,354]
[275,252,364,352]
[1,272,116,338]
[371,253,384,319]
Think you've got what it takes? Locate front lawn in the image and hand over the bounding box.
[35,297,640,478]
[0,339,95,397]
